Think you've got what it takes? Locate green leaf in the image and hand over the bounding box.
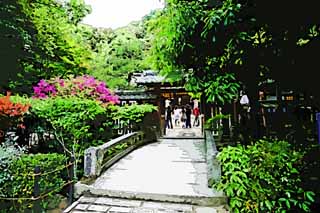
[265,200,272,210]
[289,198,298,206]
[285,199,291,209]
[285,191,291,198]
[224,18,228,26]
[226,187,234,197]
[302,203,309,211]
[305,191,315,202]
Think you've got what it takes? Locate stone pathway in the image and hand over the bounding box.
[65,127,227,212]
[164,127,203,139]
[89,138,213,197]
[64,196,228,213]
[164,116,203,139]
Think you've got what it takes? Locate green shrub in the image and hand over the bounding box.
[215,139,315,212]
[30,97,114,177]
[2,153,67,212]
[0,144,25,197]
[204,113,230,130]
[9,96,157,179]
[11,95,114,151]
[110,103,157,126]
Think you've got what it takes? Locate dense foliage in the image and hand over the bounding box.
[31,97,110,147]
[1,0,319,211]
[0,143,25,197]
[110,104,158,126]
[0,0,92,93]
[215,140,315,212]
[1,0,157,92]
[28,97,113,180]
[0,1,159,211]
[148,0,241,104]
[8,93,157,173]
[149,0,320,106]
[1,153,68,212]
[86,19,154,89]
[204,113,230,130]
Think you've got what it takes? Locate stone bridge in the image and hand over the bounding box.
[64,125,228,213]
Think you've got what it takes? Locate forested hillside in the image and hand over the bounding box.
[0,0,156,92]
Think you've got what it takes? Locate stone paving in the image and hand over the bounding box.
[64,196,228,213]
[89,138,214,197]
[164,116,203,139]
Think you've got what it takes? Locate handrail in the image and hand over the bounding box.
[98,132,137,150]
[84,131,145,178]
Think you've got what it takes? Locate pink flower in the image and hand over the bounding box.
[58,79,64,87]
[32,75,118,105]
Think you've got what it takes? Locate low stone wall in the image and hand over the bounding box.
[84,131,147,178]
[204,130,221,186]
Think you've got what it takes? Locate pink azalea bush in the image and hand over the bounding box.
[33,75,119,104]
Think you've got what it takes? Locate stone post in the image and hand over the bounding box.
[84,147,99,178]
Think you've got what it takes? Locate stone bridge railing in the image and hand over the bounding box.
[83,110,160,179]
[84,131,148,178]
[205,130,221,186]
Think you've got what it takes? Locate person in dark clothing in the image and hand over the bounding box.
[165,105,173,129]
[181,106,186,128]
[185,104,192,128]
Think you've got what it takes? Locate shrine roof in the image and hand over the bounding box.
[115,89,157,100]
[130,70,166,84]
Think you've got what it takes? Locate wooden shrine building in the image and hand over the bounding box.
[115,70,200,136]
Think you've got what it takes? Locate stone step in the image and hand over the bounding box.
[64,196,229,213]
[75,183,227,207]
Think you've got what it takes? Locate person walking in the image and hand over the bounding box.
[193,106,200,127]
[173,106,181,126]
[239,90,251,144]
[165,105,173,129]
[181,106,186,128]
[185,104,192,128]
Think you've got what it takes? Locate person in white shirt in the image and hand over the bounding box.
[239,90,251,124]
[173,106,181,126]
[240,90,249,105]
[240,90,250,112]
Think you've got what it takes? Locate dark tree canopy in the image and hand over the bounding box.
[0,0,92,94]
[148,0,320,105]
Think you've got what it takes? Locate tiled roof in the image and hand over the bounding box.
[115,89,157,100]
[117,93,157,100]
[130,70,165,84]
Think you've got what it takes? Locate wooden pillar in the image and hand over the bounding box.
[201,93,212,127]
[233,100,238,124]
[154,84,164,137]
[222,103,232,137]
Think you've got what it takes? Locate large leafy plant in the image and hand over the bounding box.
[215,140,315,212]
[204,113,230,130]
[203,73,240,104]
